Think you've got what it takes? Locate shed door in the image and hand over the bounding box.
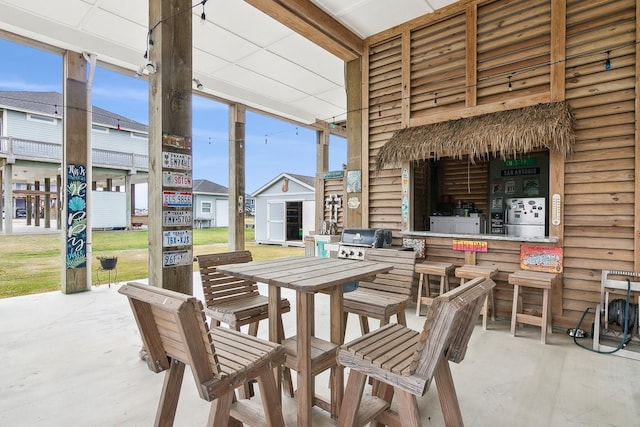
[215,199,229,227]
[267,201,285,242]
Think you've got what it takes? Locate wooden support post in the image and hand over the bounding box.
[62,50,90,294]
[26,184,32,226]
[44,178,51,229]
[34,181,40,227]
[2,165,12,233]
[229,103,245,251]
[315,126,329,233]
[56,174,62,230]
[147,0,193,295]
[345,57,363,228]
[125,173,132,229]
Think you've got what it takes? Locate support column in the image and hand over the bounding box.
[2,164,12,234]
[26,184,32,226]
[315,127,329,233]
[125,173,132,229]
[148,0,193,294]
[56,174,62,230]
[34,180,40,227]
[61,50,91,294]
[105,178,112,191]
[345,57,363,228]
[44,178,51,228]
[229,103,246,251]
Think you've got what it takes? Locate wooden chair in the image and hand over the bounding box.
[118,282,285,427]
[196,251,293,397]
[337,276,496,427]
[196,251,291,335]
[343,248,418,337]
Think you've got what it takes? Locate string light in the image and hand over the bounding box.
[378,104,382,117]
[331,117,336,129]
[54,104,58,115]
[434,92,438,105]
[117,119,121,131]
[265,134,268,144]
[200,0,207,24]
[605,50,611,70]
[508,75,512,91]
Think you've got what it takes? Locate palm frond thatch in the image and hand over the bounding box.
[375,101,575,170]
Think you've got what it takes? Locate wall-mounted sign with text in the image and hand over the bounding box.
[162,171,192,188]
[162,191,192,208]
[162,151,192,171]
[162,230,193,247]
[162,249,193,268]
[452,239,488,253]
[163,210,193,227]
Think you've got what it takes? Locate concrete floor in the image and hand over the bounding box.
[1,274,639,427]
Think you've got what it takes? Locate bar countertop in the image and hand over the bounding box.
[400,230,559,244]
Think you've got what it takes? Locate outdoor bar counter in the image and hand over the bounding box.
[401,230,561,321]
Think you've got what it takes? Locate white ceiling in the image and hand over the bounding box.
[0,0,457,125]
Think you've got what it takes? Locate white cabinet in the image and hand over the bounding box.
[430,216,485,234]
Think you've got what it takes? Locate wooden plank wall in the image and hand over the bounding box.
[363,0,638,328]
[562,0,637,317]
[368,35,404,233]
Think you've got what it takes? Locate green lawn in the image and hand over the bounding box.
[0,228,304,298]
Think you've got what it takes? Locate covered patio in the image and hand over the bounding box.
[1,275,638,426]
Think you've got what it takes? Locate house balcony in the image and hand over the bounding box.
[0,135,149,185]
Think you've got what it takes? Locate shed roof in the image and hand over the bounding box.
[252,172,315,197]
[0,91,148,133]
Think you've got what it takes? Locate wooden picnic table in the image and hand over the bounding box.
[218,256,393,427]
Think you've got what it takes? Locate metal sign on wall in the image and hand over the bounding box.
[162,249,193,267]
[162,230,193,247]
[163,210,193,227]
[162,191,192,208]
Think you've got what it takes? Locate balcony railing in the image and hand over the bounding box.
[0,136,148,172]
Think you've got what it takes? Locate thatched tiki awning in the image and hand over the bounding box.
[375,101,575,170]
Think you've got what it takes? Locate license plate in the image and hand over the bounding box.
[162,152,192,170]
[162,171,192,188]
[162,230,192,247]
[162,249,193,267]
[162,191,192,207]
[163,210,193,226]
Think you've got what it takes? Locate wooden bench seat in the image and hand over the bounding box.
[343,248,418,336]
[119,282,286,427]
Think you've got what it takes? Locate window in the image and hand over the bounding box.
[201,201,212,213]
[27,114,56,125]
[91,124,108,133]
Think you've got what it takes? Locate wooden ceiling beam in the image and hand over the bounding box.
[244,0,363,61]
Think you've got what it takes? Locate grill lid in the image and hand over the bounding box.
[340,228,392,248]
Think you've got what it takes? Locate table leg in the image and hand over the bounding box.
[297,291,313,427]
[330,285,344,417]
[269,285,282,399]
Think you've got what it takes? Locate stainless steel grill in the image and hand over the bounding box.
[337,228,392,260]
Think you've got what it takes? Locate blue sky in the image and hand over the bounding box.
[0,38,346,201]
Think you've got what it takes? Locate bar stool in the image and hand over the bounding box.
[455,265,499,329]
[508,270,560,344]
[415,261,455,315]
